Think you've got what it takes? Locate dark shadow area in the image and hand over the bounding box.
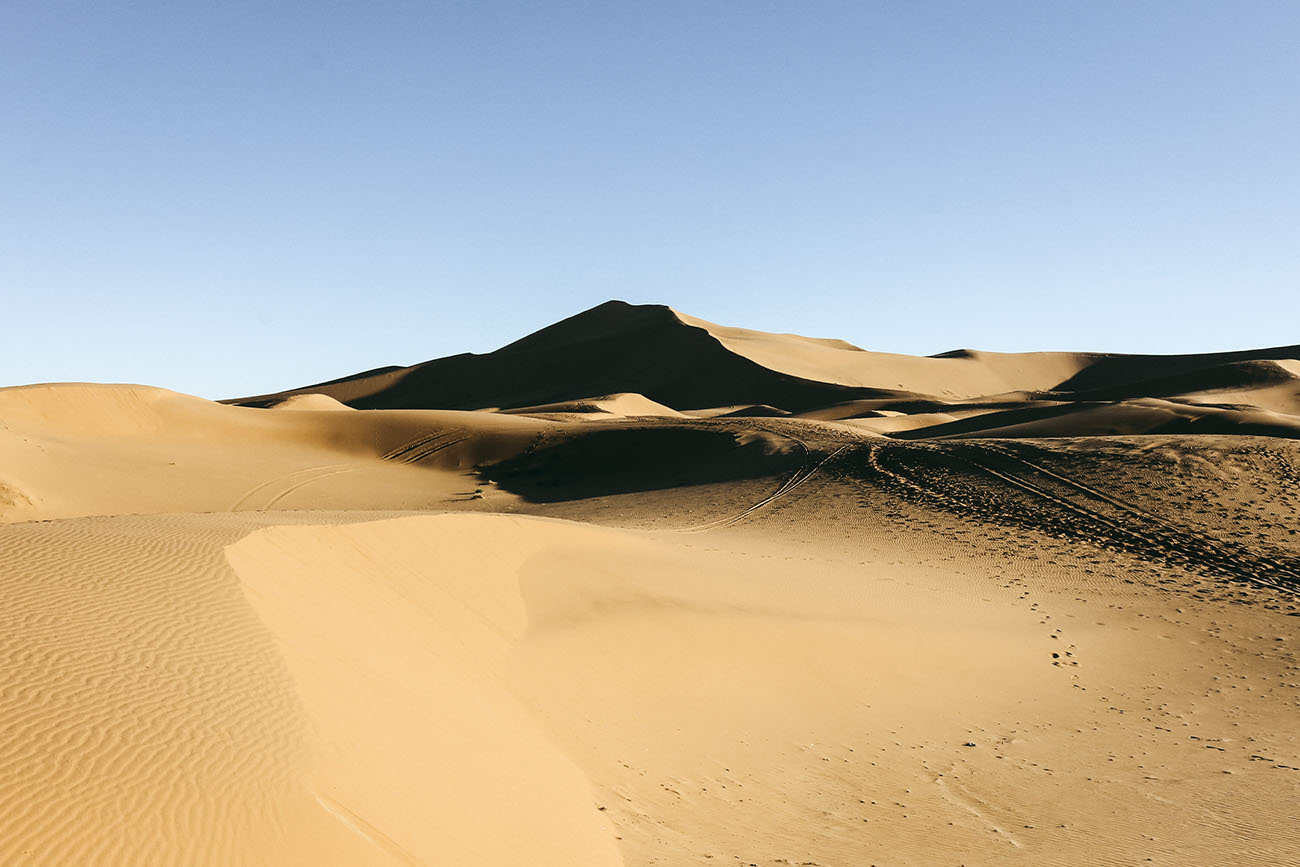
[844,440,1300,592]
[1038,359,1297,403]
[229,301,880,413]
[887,403,1102,439]
[888,401,1300,441]
[479,425,805,502]
[1047,346,1300,394]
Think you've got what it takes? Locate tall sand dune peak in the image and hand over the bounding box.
[229,300,1300,420]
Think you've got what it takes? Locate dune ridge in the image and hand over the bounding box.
[228,301,1300,441]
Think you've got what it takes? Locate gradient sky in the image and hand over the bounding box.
[4,1,1298,399]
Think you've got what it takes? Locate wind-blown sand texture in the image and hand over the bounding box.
[2,302,1297,865]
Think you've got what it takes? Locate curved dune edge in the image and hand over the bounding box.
[264,392,355,411]
[499,391,685,418]
[225,515,626,867]
[0,513,398,866]
[0,511,626,866]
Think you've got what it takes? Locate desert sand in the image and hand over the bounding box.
[1,301,1297,865]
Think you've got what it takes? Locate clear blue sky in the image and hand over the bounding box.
[4,1,1297,398]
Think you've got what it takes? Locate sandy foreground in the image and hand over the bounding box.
[2,305,1298,865]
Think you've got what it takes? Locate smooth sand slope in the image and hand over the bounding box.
[2,304,1298,865]
[0,382,550,522]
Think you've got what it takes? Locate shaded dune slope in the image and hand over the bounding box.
[231,302,880,413]
[229,301,1300,440]
[891,398,1300,441]
[1048,348,1300,395]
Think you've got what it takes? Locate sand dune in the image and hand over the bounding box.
[232,300,1300,442]
[228,516,626,866]
[3,303,1299,864]
[673,310,1093,396]
[229,302,871,413]
[0,382,549,521]
[886,398,1300,440]
[499,392,685,419]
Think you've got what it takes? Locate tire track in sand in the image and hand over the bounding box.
[230,463,361,511]
[228,428,473,512]
[676,444,849,533]
[381,429,472,464]
[859,441,1300,596]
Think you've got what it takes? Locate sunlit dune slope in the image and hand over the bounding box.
[0,513,628,865]
[4,494,1296,865]
[0,383,546,521]
[498,391,685,419]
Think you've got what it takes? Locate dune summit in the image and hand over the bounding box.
[1,302,1297,865]
[231,300,1300,440]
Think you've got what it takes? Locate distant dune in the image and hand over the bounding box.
[230,300,1300,440]
[3,302,1298,864]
